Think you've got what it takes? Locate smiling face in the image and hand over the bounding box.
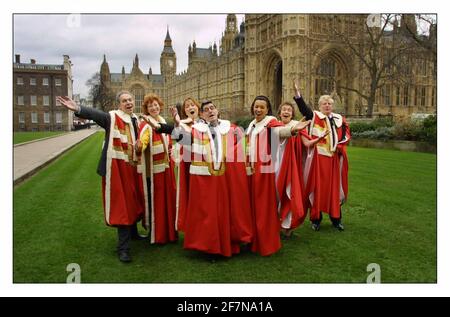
[201,102,218,124]
[118,94,134,114]
[184,99,199,120]
[253,100,269,122]
[146,100,161,118]
[279,104,294,124]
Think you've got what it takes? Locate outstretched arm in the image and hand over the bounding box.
[292,80,313,120]
[277,120,311,139]
[57,96,110,129]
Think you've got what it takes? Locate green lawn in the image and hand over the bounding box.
[13,131,66,145]
[13,132,437,283]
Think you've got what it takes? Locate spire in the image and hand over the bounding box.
[100,54,109,71]
[149,67,152,75]
[162,27,175,54]
[100,54,110,82]
[121,66,125,74]
[165,25,171,41]
[134,53,139,67]
[164,26,172,47]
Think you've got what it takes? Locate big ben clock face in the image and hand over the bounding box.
[168,60,174,68]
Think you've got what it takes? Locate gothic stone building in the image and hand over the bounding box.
[100,14,436,120]
[13,54,74,131]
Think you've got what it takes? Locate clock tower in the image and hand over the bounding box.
[160,26,177,79]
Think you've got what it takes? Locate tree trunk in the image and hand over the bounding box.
[367,94,375,118]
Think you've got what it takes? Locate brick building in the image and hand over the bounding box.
[13,54,74,131]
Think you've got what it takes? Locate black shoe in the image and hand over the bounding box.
[131,233,148,241]
[311,223,320,231]
[333,222,345,231]
[118,251,132,263]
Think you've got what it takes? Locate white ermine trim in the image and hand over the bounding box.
[151,143,165,155]
[192,143,207,155]
[190,165,211,176]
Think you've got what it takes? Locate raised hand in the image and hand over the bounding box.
[169,106,181,127]
[56,96,79,112]
[293,79,301,98]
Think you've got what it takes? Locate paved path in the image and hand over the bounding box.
[14,128,99,185]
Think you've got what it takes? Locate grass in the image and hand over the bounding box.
[14,131,67,144]
[13,133,437,283]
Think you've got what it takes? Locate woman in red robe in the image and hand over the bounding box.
[137,93,177,244]
[245,96,310,256]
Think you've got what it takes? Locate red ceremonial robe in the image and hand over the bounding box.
[303,111,351,220]
[139,116,177,244]
[246,116,284,256]
[275,119,307,230]
[183,120,253,257]
[174,119,195,232]
[102,111,145,226]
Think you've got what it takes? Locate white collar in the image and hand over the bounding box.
[246,115,277,135]
[146,114,166,125]
[114,109,138,124]
[314,111,343,128]
[193,119,230,134]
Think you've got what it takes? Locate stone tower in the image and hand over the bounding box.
[220,14,238,54]
[160,26,177,79]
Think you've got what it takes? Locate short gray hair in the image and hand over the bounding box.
[116,90,133,104]
[318,95,334,106]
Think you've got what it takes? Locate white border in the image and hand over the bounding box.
[3,0,448,297]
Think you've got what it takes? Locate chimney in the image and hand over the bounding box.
[15,54,20,63]
[30,59,36,64]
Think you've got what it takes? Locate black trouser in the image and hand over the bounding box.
[117,226,131,253]
[312,210,342,225]
[117,223,141,253]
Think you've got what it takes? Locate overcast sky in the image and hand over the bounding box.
[14,14,244,98]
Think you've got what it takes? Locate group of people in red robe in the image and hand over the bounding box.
[58,80,351,262]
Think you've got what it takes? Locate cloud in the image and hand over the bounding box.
[14,14,244,98]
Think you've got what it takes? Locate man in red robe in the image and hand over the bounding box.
[57,92,146,262]
[180,100,253,257]
[292,82,351,231]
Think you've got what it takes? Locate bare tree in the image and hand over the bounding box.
[402,14,437,76]
[85,72,114,112]
[331,14,418,117]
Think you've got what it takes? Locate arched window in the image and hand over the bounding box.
[314,56,344,106]
[130,84,145,114]
[315,57,336,96]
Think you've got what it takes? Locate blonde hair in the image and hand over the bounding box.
[318,95,334,107]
